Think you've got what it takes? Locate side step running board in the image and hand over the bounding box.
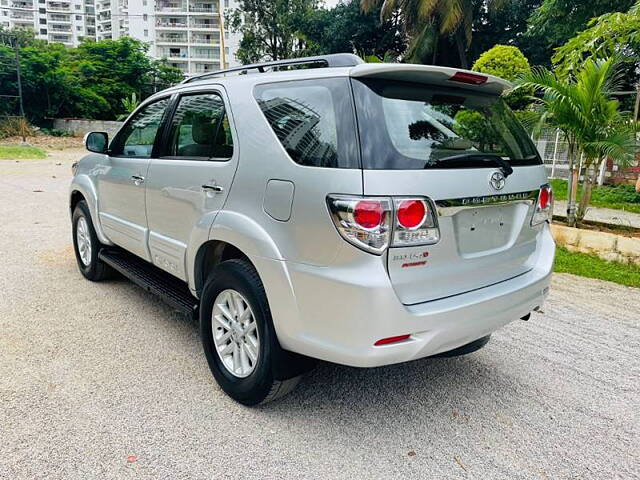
[99,248,199,319]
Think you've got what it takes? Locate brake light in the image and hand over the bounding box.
[327,195,440,254]
[531,184,553,226]
[354,200,384,229]
[450,71,488,85]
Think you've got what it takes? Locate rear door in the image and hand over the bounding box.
[97,97,171,260]
[352,78,548,304]
[144,89,238,280]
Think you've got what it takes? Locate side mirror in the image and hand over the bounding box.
[84,132,109,154]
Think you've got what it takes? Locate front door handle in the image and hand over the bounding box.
[202,184,224,193]
[131,174,145,186]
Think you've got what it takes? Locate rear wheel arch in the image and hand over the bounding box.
[194,240,250,296]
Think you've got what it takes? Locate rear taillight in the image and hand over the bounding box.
[327,195,392,254]
[531,184,553,226]
[327,195,439,255]
[392,198,439,247]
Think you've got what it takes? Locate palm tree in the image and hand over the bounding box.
[360,0,507,67]
[517,57,637,226]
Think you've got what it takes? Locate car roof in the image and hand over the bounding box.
[148,59,512,103]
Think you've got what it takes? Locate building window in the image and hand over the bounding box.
[39,18,46,24]
[142,0,146,4]
[40,28,47,34]
[143,29,148,36]
[224,0,228,7]
[77,25,82,30]
[76,14,81,19]
[143,13,147,21]
[75,4,81,8]
[39,7,45,12]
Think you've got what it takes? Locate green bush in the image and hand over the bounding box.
[39,128,73,137]
[472,45,532,110]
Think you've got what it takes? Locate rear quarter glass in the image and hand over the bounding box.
[253,78,360,169]
[351,78,541,170]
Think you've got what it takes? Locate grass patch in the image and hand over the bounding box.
[0,145,47,160]
[554,246,640,288]
[550,179,640,214]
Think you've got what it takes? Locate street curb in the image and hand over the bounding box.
[551,223,640,265]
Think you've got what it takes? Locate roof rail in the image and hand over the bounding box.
[181,53,364,84]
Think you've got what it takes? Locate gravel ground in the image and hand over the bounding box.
[1,151,639,479]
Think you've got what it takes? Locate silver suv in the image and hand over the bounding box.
[70,54,555,405]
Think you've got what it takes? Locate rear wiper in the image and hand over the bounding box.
[436,153,514,177]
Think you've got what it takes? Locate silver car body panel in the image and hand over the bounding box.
[70,62,555,367]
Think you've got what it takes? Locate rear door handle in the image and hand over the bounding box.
[202,184,224,193]
[131,174,145,185]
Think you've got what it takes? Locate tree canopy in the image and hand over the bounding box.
[228,0,320,63]
[0,35,182,121]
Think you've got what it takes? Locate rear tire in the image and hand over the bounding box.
[199,258,305,405]
[431,335,491,358]
[72,200,112,282]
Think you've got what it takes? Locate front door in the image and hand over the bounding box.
[144,90,238,280]
[96,97,171,261]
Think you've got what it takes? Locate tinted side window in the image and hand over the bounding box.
[254,78,359,168]
[111,98,170,158]
[165,93,233,160]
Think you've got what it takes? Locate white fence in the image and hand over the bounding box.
[533,128,575,180]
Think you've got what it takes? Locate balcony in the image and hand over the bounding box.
[49,33,73,44]
[189,3,216,13]
[190,19,218,30]
[47,1,71,11]
[191,47,219,60]
[156,35,188,44]
[155,1,186,12]
[190,35,219,45]
[50,24,72,32]
[10,11,33,19]
[169,62,188,73]
[48,14,72,22]
[193,63,219,73]
[158,49,188,60]
[156,19,188,28]
[10,0,33,9]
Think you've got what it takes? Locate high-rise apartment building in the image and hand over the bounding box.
[0,0,241,75]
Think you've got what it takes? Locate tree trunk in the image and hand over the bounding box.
[576,162,598,226]
[431,36,439,65]
[634,85,640,122]
[454,31,468,69]
[566,142,578,227]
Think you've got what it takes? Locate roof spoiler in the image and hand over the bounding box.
[350,64,512,95]
[182,53,364,84]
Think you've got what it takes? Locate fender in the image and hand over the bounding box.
[193,210,301,350]
[69,174,114,246]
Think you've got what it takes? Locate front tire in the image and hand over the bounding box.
[200,258,303,405]
[72,200,112,281]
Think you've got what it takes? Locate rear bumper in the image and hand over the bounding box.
[269,225,555,368]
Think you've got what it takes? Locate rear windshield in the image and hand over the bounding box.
[352,78,541,170]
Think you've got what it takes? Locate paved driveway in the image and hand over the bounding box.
[1,151,638,479]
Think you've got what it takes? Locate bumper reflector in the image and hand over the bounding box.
[374,334,411,346]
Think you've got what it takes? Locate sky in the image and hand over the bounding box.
[323,0,341,7]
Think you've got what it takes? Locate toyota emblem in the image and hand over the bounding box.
[489,171,506,190]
